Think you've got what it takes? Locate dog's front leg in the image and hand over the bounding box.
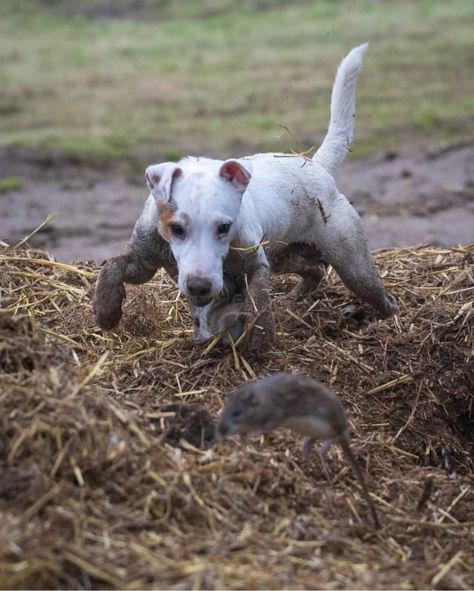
[93,224,177,330]
[244,254,274,351]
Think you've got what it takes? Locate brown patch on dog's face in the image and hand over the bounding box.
[158,202,178,242]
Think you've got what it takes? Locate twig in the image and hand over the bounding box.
[366,374,413,395]
[14,212,57,248]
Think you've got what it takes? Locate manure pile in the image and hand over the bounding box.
[0,243,473,590]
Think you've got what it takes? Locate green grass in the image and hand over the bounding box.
[0,177,22,192]
[0,0,473,165]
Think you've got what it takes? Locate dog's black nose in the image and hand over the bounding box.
[187,276,212,298]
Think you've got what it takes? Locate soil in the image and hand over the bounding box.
[1,142,473,263]
[159,402,216,449]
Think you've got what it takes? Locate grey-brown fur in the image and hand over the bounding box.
[206,298,251,343]
[219,373,380,528]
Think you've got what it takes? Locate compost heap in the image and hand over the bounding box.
[0,243,473,589]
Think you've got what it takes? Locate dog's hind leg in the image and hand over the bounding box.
[331,253,397,317]
[294,262,326,300]
[271,243,327,300]
[319,198,398,317]
[93,224,177,330]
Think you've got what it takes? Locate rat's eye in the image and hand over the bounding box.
[217,222,231,236]
[231,408,242,420]
[170,223,185,238]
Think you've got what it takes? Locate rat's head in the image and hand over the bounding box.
[191,297,250,344]
[207,300,250,341]
[218,380,283,438]
[145,158,251,307]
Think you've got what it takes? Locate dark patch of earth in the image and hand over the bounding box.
[0,143,473,263]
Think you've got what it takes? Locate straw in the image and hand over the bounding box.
[0,241,473,589]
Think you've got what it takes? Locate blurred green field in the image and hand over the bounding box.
[0,0,473,165]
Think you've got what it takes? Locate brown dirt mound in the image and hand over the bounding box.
[0,244,473,589]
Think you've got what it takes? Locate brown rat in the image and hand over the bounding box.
[191,275,253,344]
[206,297,252,343]
[218,373,380,529]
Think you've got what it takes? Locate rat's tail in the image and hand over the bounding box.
[313,43,368,174]
[338,435,381,529]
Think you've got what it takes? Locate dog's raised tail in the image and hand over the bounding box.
[313,43,368,174]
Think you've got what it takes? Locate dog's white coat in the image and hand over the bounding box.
[138,43,397,335]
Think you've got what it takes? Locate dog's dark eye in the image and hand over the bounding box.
[170,223,185,238]
[217,222,231,236]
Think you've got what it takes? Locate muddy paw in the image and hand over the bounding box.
[93,281,126,330]
[382,293,399,317]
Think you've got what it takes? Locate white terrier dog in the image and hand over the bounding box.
[94,43,397,348]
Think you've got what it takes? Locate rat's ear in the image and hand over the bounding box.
[145,163,182,202]
[219,160,251,192]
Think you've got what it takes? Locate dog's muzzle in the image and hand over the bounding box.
[186,275,213,306]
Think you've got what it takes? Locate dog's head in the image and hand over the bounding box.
[145,157,251,306]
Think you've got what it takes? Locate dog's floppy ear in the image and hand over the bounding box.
[219,160,251,192]
[145,162,182,202]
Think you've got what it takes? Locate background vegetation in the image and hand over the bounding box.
[1,0,473,165]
